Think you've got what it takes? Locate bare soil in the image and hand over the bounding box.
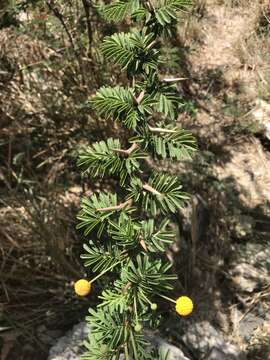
[177,0,270,356]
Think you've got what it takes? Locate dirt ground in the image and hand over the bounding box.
[174,0,270,357]
[190,1,270,207]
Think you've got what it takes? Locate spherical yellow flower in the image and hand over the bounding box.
[175,296,193,316]
[74,279,91,296]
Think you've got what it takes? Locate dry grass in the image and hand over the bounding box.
[216,0,259,7]
[0,16,117,358]
[247,324,270,360]
[234,32,270,102]
[192,0,208,18]
[177,1,208,49]
[232,1,270,101]
[0,190,89,358]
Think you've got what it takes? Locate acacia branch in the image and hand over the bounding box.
[45,0,87,86]
[81,0,93,57]
[135,91,145,105]
[142,183,162,196]
[139,237,148,252]
[45,1,76,52]
[160,76,188,82]
[112,143,139,156]
[148,125,177,134]
[146,39,157,49]
[144,0,155,12]
[96,199,132,212]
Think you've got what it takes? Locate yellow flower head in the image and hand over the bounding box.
[74,279,91,296]
[175,296,193,316]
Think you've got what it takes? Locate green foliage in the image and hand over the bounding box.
[101,0,141,22]
[91,86,140,129]
[77,193,124,237]
[155,85,180,119]
[147,125,197,160]
[97,254,176,312]
[83,309,148,359]
[101,31,159,76]
[141,219,174,252]
[128,173,189,215]
[122,255,176,300]
[100,0,192,26]
[109,217,174,252]
[77,0,196,359]
[78,138,146,185]
[135,74,186,119]
[81,241,126,273]
[155,0,192,26]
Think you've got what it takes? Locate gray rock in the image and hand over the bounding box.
[230,263,267,293]
[205,346,242,360]
[145,332,191,360]
[239,312,265,342]
[159,344,190,360]
[234,243,270,277]
[48,323,191,360]
[180,321,245,360]
[48,322,88,360]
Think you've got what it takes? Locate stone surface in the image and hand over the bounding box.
[48,323,191,360]
[235,243,270,276]
[180,321,245,360]
[145,332,191,360]
[239,312,265,342]
[48,321,247,360]
[47,322,88,360]
[230,263,267,293]
[205,347,242,360]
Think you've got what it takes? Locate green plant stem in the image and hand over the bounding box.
[134,297,139,324]
[159,294,176,304]
[148,125,177,134]
[96,199,132,212]
[124,343,129,360]
[142,183,162,196]
[90,260,122,283]
[130,330,138,360]
[141,292,152,306]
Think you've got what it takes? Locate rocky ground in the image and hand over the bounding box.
[48,322,244,360]
[178,1,270,358]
